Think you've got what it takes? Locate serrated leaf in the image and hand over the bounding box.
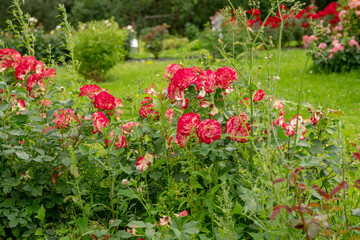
[183,221,200,234]
[76,217,88,231]
[36,205,46,221]
[128,220,146,228]
[69,164,79,178]
[110,219,122,228]
[79,144,90,155]
[15,151,29,160]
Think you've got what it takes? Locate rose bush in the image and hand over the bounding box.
[1,1,360,239]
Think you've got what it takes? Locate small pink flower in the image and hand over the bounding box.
[127,226,136,235]
[121,121,142,134]
[165,108,174,123]
[253,89,265,102]
[349,37,360,50]
[175,210,188,217]
[158,215,171,226]
[318,43,327,51]
[121,179,128,185]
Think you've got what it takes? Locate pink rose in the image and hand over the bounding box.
[92,111,109,134]
[164,63,182,81]
[171,68,197,89]
[196,69,217,99]
[176,132,189,148]
[253,89,265,102]
[196,119,222,144]
[215,67,237,89]
[225,113,251,143]
[121,121,141,134]
[79,84,102,99]
[177,112,200,135]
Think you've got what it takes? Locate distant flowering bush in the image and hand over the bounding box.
[303,0,360,71]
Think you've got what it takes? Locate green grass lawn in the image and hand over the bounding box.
[55,48,360,140]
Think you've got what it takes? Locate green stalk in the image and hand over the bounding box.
[289,54,310,161]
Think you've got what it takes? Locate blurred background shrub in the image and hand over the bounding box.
[74,19,128,81]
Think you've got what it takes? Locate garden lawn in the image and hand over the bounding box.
[55,48,360,140]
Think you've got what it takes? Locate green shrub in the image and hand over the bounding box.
[184,22,199,41]
[162,36,188,50]
[74,19,128,82]
[142,24,169,59]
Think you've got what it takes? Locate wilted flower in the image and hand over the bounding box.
[158,215,171,226]
[226,113,251,143]
[136,153,154,172]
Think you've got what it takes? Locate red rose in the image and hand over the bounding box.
[164,63,181,81]
[54,109,75,129]
[0,48,23,69]
[177,112,200,135]
[26,74,46,98]
[139,103,159,119]
[196,69,217,99]
[15,56,45,80]
[92,111,109,134]
[171,68,197,89]
[167,82,184,100]
[215,67,237,89]
[108,97,124,121]
[225,113,251,143]
[106,132,127,149]
[196,119,222,144]
[79,84,102,99]
[94,91,116,111]
[253,89,265,102]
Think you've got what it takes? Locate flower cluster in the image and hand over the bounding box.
[303,1,360,71]
[0,48,55,98]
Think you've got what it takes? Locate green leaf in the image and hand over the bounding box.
[117,190,137,199]
[75,217,88,231]
[128,220,147,228]
[145,228,155,239]
[114,230,131,238]
[307,222,320,239]
[36,205,46,221]
[34,229,43,236]
[79,144,90,155]
[351,208,360,217]
[9,129,27,136]
[69,164,80,178]
[149,172,162,180]
[110,219,122,228]
[9,220,18,228]
[183,221,200,234]
[15,151,29,160]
